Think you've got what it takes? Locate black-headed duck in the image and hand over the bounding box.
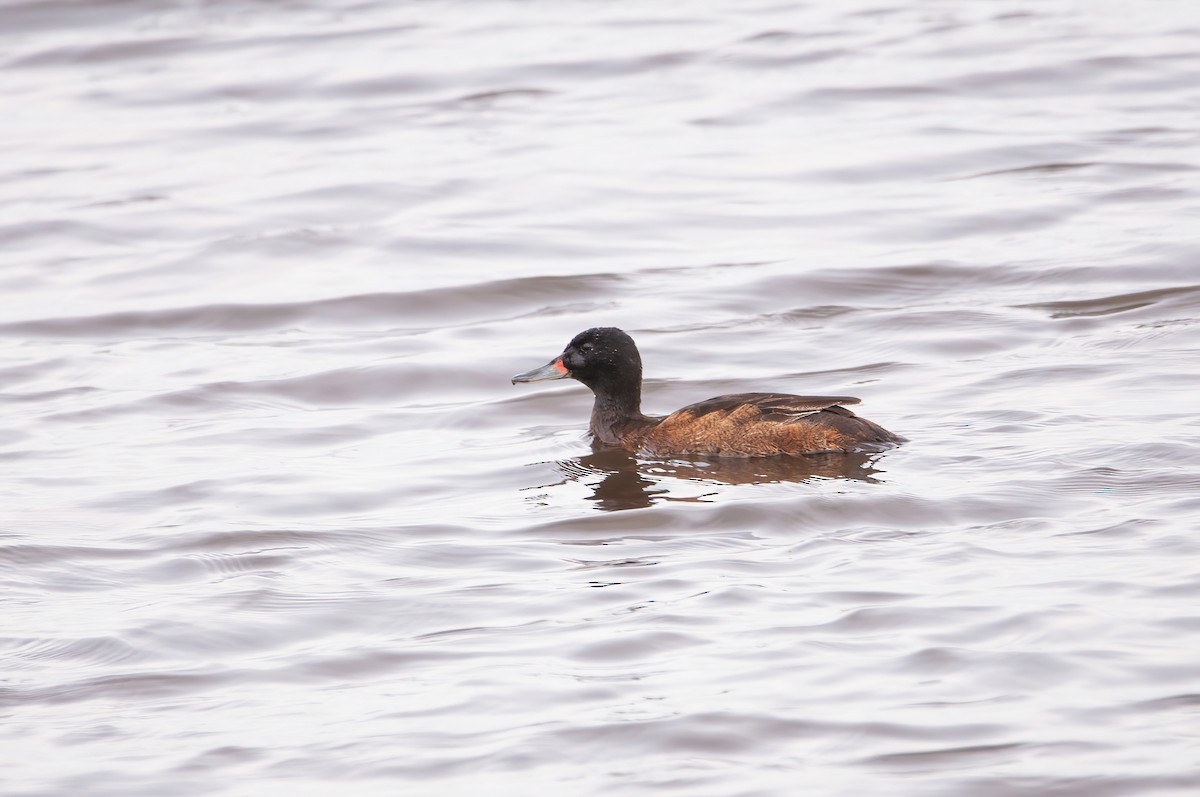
[512,327,900,457]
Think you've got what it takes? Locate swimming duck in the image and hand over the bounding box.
[512,327,900,457]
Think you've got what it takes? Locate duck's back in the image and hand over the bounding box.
[636,392,899,457]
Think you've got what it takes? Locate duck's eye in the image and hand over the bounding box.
[580,342,595,354]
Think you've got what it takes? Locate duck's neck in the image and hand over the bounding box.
[588,381,646,446]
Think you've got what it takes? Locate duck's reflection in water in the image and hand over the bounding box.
[549,447,888,512]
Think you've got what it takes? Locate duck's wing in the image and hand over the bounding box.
[641,392,891,457]
[669,392,861,423]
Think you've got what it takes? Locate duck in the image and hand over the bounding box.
[512,327,900,458]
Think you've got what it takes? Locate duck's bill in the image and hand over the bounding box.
[511,357,570,384]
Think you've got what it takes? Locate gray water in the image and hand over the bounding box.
[3,1,1200,795]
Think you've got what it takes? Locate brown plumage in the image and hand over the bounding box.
[512,327,900,458]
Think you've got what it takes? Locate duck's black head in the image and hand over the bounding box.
[512,327,643,411]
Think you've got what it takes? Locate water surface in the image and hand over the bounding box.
[3,1,1200,795]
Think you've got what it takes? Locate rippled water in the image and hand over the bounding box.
[4,1,1200,795]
